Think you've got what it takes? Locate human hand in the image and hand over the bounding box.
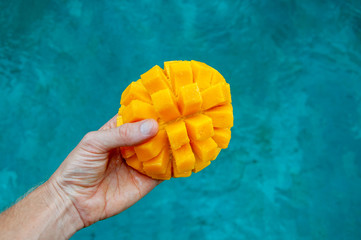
[48,115,160,228]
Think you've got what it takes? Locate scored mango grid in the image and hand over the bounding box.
[118,61,232,179]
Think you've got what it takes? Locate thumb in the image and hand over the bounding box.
[79,119,159,153]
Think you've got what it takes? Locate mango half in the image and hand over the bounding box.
[117,60,233,180]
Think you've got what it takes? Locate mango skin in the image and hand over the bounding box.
[117,60,233,180]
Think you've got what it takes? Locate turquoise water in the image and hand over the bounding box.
[1,0,361,239]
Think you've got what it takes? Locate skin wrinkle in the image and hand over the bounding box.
[50,180,86,230]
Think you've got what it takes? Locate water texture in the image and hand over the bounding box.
[1,0,361,239]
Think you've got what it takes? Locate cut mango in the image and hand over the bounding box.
[204,104,234,128]
[134,130,167,162]
[193,157,211,173]
[178,83,202,116]
[168,61,193,93]
[141,65,170,94]
[173,143,196,172]
[143,147,170,175]
[212,148,221,161]
[151,88,180,122]
[211,69,226,84]
[122,100,157,123]
[165,120,190,150]
[201,83,229,110]
[173,158,192,178]
[125,155,145,174]
[120,81,151,106]
[120,146,135,159]
[191,138,218,162]
[116,116,123,127]
[185,114,214,141]
[164,61,177,77]
[118,105,125,115]
[190,60,213,91]
[213,128,231,149]
[118,60,233,180]
[149,160,172,180]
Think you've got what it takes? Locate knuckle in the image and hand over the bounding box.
[82,131,96,145]
[118,124,133,144]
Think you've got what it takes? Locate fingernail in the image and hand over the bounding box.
[140,120,154,135]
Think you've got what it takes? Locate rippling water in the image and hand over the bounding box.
[1,0,361,239]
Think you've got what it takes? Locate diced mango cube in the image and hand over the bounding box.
[191,60,213,90]
[116,115,123,127]
[148,160,172,180]
[212,128,231,149]
[134,130,167,162]
[178,83,203,116]
[120,146,135,159]
[164,61,177,77]
[212,148,221,161]
[122,100,158,123]
[173,159,192,178]
[191,138,218,162]
[151,88,180,122]
[120,81,152,106]
[143,147,170,175]
[204,104,234,128]
[165,120,190,150]
[201,83,228,110]
[141,65,170,94]
[169,61,193,93]
[118,105,125,115]
[193,157,211,173]
[185,114,214,141]
[125,155,145,174]
[211,69,226,84]
[223,83,232,103]
[172,143,196,172]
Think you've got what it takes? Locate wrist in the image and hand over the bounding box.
[41,180,84,239]
[0,181,84,240]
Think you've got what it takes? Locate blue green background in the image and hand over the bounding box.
[1,0,361,239]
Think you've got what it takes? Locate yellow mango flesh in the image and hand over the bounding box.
[184,114,214,141]
[141,65,170,94]
[125,155,145,174]
[204,104,234,128]
[151,88,180,122]
[116,115,123,127]
[212,128,231,149]
[201,82,230,110]
[173,158,193,177]
[134,130,167,162]
[168,61,193,93]
[193,157,211,173]
[172,143,196,172]
[148,160,172,180]
[120,146,135,159]
[178,83,203,116]
[122,100,157,123]
[190,60,213,91]
[119,60,233,179]
[191,138,218,162]
[165,120,190,150]
[121,81,151,106]
[143,147,170,175]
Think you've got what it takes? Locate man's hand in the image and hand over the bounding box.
[49,115,160,227]
[0,115,160,240]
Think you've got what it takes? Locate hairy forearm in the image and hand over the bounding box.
[0,181,83,240]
